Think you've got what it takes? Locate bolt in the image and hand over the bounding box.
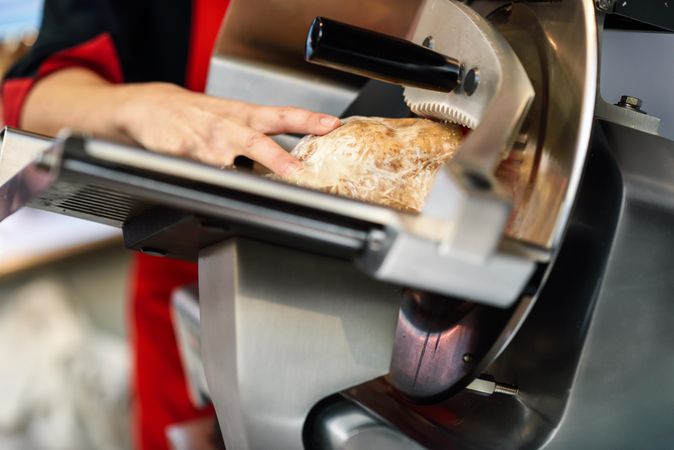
[368,230,387,252]
[494,383,519,396]
[594,0,615,12]
[616,95,647,114]
[619,95,642,109]
[466,376,519,397]
[463,353,473,363]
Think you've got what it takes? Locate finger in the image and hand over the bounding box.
[230,123,302,176]
[247,106,341,136]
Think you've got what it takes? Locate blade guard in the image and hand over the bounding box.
[405,0,534,260]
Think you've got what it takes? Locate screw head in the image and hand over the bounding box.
[594,0,615,12]
[463,170,492,191]
[463,68,479,96]
[368,230,387,252]
[619,95,642,109]
[615,95,647,114]
[463,353,473,364]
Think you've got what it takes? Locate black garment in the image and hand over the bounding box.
[5,0,192,85]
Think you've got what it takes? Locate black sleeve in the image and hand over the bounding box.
[5,0,192,86]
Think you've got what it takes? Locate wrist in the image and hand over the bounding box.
[111,82,183,144]
[110,83,146,142]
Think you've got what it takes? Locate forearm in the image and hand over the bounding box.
[21,68,136,143]
[18,67,340,174]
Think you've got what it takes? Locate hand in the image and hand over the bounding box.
[115,83,341,175]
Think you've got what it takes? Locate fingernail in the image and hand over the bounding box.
[320,116,339,127]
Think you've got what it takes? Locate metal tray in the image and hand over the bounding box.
[0,127,535,307]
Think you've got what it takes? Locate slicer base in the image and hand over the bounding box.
[198,238,401,450]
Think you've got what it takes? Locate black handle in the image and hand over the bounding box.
[305,17,461,93]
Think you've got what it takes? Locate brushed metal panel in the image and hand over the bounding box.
[199,239,402,449]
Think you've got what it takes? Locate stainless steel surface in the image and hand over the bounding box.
[459,0,599,378]
[405,0,532,132]
[358,0,606,396]
[595,97,661,135]
[358,231,535,307]
[207,0,423,116]
[386,289,534,400]
[492,382,518,396]
[0,129,148,227]
[205,0,539,306]
[615,95,643,111]
[401,0,534,266]
[202,0,598,305]
[198,239,401,450]
[207,0,601,291]
[346,120,674,450]
[0,132,535,306]
[31,174,145,227]
[79,138,397,229]
[595,27,661,136]
[493,0,598,250]
[541,121,674,449]
[307,397,427,450]
[213,0,423,70]
[207,56,359,120]
[347,0,601,443]
[1,134,373,245]
[600,30,674,139]
[0,128,51,186]
[374,0,604,392]
[171,285,210,408]
[0,128,59,221]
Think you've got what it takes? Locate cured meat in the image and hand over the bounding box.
[279,117,463,212]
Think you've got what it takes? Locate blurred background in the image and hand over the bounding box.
[0,0,41,96]
[0,1,132,449]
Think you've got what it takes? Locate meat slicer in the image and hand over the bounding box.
[1,0,674,448]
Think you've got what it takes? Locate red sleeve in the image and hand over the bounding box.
[1,33,123,128]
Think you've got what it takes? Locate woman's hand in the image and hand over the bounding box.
[21,68,341,176]
[114,83,341,176]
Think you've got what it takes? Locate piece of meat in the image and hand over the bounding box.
[278,117,463,212]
